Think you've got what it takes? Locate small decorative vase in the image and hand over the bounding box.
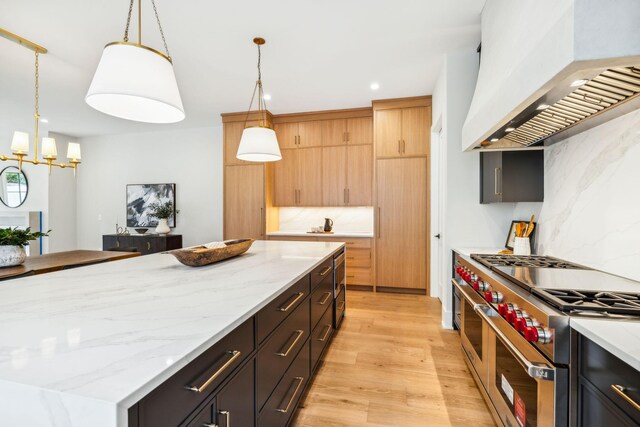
[0,245,27,267]
[513,237,531,256]
[155,218,170,235]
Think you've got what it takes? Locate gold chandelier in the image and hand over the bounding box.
[0,28,82,175]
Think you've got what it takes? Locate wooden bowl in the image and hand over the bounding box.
[167,239,254,267]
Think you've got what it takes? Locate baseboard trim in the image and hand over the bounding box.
[376,286,427,295]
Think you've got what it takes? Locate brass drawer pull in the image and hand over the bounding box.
[276,376,304,413]
[317,324,332,342]
[276,330,304,357]
[319,266,332,277]
[346,256,355,260]
[318,292,332,305]
[116,240,120,248]
[611,384,640,411]
[185,350,242,393]
[337,301,345,311]
[203,424,218,427]
[347,275,355,278]
[219,410,230,427]
[147,242,151,251]
[278,292,304,312]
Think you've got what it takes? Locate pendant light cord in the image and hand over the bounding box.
[243,42,269,128]
[122,0,171,60]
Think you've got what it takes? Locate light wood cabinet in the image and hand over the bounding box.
[346,144,372,206]
[321,120,347,146]
[376,157,428,290]
[375,106,430,158]
[224,164,265,240]
[322,146,347,205]
[320,117,372,146]
[224,122,249,166]
[274,121,322,149]
[274,148,322,206]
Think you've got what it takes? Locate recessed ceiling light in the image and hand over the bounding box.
[39,118,49,123]
[571,79,588,87]
[505,127,515,132]
[370,82,380,90]
[490,138,499,142]
[263,94,271,101]
[537,104,550,110]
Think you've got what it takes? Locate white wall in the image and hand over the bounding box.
[76,126,223,249]
[536,109,640,282]
[432,51,543,328]
[47,132,77,252]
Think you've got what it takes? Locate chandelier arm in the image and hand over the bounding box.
[151,0,171,59]
[123,0,135,42]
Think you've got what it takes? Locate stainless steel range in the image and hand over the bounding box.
[451,252,640,427]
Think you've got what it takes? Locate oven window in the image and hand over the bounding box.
[463,301,483,359]
[495,338,538,427]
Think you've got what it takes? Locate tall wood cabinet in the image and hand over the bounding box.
[374,97,431,292]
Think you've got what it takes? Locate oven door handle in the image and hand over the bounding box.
[451,279,486,309]
[475,305,555,381]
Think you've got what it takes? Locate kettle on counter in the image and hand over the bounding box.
[323,218,334,232]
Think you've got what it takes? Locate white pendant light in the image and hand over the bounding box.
[85,0,184,123]
[236,38,281,162]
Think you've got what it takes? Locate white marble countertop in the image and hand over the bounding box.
[453,247,505,256]
[0,240,344,427]
[268,231,374,238]
[570,318,640,372]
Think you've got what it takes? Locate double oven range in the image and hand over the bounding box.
[452,253,640,427]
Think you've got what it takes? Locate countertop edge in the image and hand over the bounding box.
[570,318,640,372]
[267,232,374,238]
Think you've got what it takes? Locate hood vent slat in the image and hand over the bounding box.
[486,66,640,148]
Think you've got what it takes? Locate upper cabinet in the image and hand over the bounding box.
[274,121,322,149]
[480,150,544,204]
[321,117,373,146]
[375,106,430,158]
[223,122,250,166]
[274,148,323,206]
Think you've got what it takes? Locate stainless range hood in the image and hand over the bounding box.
[463,0,640,151]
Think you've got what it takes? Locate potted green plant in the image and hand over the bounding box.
[148,200,178,235]
[0,227,50,267]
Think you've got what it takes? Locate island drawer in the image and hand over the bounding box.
[138,317,255,427]
[311,303,334,373]
[257,298,310,412]
[310,258,333,290]
[258,340,310,427]
[311,274,334,330]
[257,276,310,344]
[579,335,640,423]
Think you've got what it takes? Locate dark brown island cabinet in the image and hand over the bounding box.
[102,234,183,255]
[576,334,640,427]
[128,250,344,427]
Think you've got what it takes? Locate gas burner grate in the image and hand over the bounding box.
[471,254,587,269]
[533,289,640,316]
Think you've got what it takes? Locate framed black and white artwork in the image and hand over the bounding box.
[126,183,176,228]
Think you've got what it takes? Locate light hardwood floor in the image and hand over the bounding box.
[292,291,496,427]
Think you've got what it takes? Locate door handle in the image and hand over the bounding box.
[275,330,304,357]
[278,292,305,312]
[218,410,230,427]
[185,350,242,392]
[402,140,406,154]
[260,207,265,237]
[611,384,640,411]
[318,292,332,305]
[276,376,305,413]
[398,140,401,154]
[377,207,381,237]
[317,324,332,342]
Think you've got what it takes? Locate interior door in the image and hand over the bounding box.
[374,109,402,158]
[346,144,372,206]
[346,117,373,145]
[322,146,347,206]
[224,164,265,239]
[321,119,347,146]
[273,149,297,206]
[402,106,430,156]
[297,147,323,206]
[376,157,428,289]
[274,122,298,149]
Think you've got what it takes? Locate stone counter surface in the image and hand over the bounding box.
[0,240,344,427]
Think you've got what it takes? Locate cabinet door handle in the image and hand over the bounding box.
[319,266,332,277]
[377,207,381,238]
[276,330,304,357]
[318,292,332,305]
[402,140,406,154]
[260,207,265,237]
[346,131,350,142]
[116,240,120,248]
[317,324,332,342]
[494,168,500,195]
[398,140,401,154]
[203,424,218,427]
[278,292,305,312]
[611,384,640,411]
[337,301,345,311]
[347,188,350,204]
[276,376,305,413]
[185,350,242,392]
[218,410,230,427]
[146,242,151,251]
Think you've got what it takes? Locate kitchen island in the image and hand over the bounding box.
[0,240,344,427]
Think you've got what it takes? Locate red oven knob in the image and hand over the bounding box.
[524,326,553,344]
[497,303,517,316]
[506,309,528,324]
[463,272,471,283]
[484,291,503,303]
[456,266,463,275]
[477,281,490,292]
[515,317,539,332]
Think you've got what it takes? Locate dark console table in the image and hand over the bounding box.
[102,234,183,255]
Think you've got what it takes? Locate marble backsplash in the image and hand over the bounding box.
[536,109,640,282]
[278,207,374,233]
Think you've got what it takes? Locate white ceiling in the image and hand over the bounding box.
[0,0,484,138]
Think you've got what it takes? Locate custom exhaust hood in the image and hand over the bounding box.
[462,0,640,151]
